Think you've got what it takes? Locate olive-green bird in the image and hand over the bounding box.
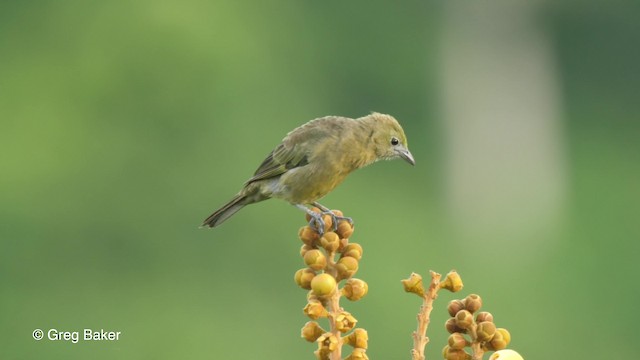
[201,112,414,233]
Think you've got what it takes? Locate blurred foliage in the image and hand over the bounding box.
[1,1,638,359]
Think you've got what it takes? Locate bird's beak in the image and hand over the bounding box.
[397,147,415,166]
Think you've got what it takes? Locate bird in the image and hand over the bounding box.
[201,112,414,234]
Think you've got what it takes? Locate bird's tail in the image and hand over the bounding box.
[201,194,247,228]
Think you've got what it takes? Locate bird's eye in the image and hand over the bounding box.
[390,137,399,146]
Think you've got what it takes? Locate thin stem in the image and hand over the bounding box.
[411,271,442,360]
[326,250,343,360]
[328,290,343,360]
[468,323,484,360]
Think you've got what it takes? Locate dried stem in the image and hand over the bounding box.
[411,271,442,360]
[326,249,343,360]
[467,323,485,360]
[327,290,344,360]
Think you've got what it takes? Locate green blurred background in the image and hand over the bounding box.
[1,1,638,359]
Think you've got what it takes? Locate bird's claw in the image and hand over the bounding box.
[307,212,326,235]
[320,211,353,232]
[307,211,353,235]
[301,203,354,235]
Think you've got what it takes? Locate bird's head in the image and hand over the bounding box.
[360,112,415,166]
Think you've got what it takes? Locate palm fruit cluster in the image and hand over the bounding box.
[442,294,512,360]
[295,209,369,360]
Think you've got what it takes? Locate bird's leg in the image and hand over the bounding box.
[295,204,326,235]
[312,202,354,231]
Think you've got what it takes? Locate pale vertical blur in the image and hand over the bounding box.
[440,0,566,248]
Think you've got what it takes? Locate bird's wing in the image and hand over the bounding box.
[245,142,309,184]
[245,116,346,184]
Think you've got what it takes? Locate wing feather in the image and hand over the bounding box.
[246,143,308,184]
[244,116,348,185]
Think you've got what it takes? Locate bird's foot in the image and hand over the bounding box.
[311,202,354,232]
[306,211,327,235]
[297,204,328,235]
[297,203,354,235]
[320,210,353,231]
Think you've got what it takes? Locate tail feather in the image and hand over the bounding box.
[201,195,247,228]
